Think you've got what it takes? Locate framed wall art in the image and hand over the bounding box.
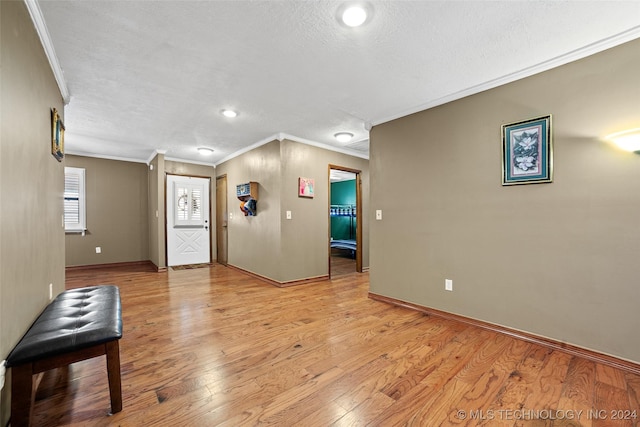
[51,108,65,162]
[298,177,314,198]
[501,115,552,185]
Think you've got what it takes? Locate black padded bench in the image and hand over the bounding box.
[6,285,123,426]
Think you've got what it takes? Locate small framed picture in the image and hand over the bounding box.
[298,177,314,198]
[501,115,552,185]
[51,108,65,162]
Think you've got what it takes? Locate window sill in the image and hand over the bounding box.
[65,229,87,236]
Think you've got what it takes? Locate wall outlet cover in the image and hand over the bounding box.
[0,360,5,391]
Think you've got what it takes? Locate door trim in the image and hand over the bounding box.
[328,164,363,275]
[165,172,212,267]
[215,174,228,266]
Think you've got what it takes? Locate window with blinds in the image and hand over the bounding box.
[64,167,86,232]
[174,182,204,227]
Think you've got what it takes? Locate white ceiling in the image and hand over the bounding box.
[34,1,640,166]
[330,169,357,183]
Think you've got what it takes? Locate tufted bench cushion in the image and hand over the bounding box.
[7,285,122,366]
[6,285,123,426]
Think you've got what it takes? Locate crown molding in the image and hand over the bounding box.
[65,150,149,164]
[164,156,215,168]
[373,25,640,127]
[24,0,70,104]
[145,150,160,165]
[214,133,369,167]
[213,134,281,166]
[278,133,369,160]
[67,149,216,168]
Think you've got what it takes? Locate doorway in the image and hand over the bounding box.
[329,165,362,276]
[166,174,211,267]
[216,175,228,265]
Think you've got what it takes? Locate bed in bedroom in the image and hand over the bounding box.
[330,239,356,258]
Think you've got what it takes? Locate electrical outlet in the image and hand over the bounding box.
[0,360,6,391]
[96,247,102,254]
[445,279,453,291]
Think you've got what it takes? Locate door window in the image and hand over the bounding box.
[174,182,204,227]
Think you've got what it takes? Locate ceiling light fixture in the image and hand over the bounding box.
[221,109,238,118]
[606,128,640,152]
[342,6,367,27]
[197,147,214,155]
[335,132,354,143]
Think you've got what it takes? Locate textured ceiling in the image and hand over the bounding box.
[36,1,640,165]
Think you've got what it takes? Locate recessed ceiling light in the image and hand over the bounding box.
[221,109,238,118]
[197,147,214,155]
[335,132,354,143]
[342,6,367,27]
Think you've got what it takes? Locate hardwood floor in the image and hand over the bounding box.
[330,251,356,277]
[29,264,639,426]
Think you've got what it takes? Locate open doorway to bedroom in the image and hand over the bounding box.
[329,165,362,277]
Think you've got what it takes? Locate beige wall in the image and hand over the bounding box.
[370,39,640,363]
[65,155,149,266]
[1,1,66,422]
[165,160,217,263]
[148,154,164,269]
[280,140,370,280]
[63,155,216,269]
[216,140,283,280]
[216,139,369,283]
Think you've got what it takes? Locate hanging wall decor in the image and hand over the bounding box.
[51,108,65,162]
[501,115,552,186]
[237,181,258,216]
[298,177,315,198]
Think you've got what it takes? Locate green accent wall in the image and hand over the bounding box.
[331,179,356,240]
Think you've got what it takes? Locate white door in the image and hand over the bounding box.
[167,175,210,267]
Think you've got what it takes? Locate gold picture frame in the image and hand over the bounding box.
[51,108,65,162]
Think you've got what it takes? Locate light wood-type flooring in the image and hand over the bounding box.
[330,251,356,277]
[27,263,640,426]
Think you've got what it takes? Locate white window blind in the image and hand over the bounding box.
[174,182,204,227]
[64,167,86,232]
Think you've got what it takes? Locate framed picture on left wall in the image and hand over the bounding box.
[51,108,65,162]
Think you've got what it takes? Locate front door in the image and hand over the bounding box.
[167,175,211,267]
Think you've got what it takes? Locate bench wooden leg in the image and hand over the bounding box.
[105,340,122,413]
[11,363,35,427]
